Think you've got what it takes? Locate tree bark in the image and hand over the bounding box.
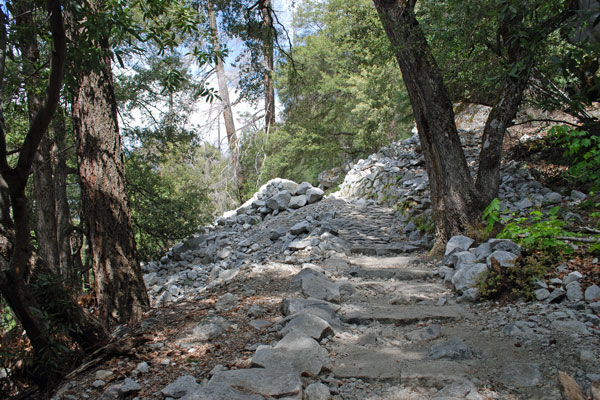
[207,0,242,192]
[12,0,62,272]
[52,110,76,283]
[260,0,276,134]
[71,3,149,327]
[372,0,484,251]
[0,0,78,388]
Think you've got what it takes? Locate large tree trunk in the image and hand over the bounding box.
[71,16,149,327]
[260,0,276,134]
[372,0,484,251]
[207,1,242,192]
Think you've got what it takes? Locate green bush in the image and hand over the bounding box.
[499,206,574,256]
[548,125,600,191]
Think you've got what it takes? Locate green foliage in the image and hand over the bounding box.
[477,254,552,300]
[248,0,413,193]
[499,207,574,256]
[482,198,501,233]
[125,143,219,261]
[412,213,435,235]
[548,125,600,191]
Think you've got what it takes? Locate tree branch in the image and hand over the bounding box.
[15,0,66,182]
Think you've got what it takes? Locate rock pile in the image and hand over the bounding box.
[335,130,586,229]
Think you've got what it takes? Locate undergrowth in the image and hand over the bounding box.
[477,201,587,300]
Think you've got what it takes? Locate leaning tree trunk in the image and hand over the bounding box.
[372,0,485,252]
[207,0,242,193]
[72,35,149,328]
[260,0,276,135]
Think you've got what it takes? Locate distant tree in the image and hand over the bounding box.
[214,0,286,133]
[206,0,242,192]
[239,0,412,194]
[372,0,577,252]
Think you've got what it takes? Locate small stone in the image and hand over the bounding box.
[289,195,308,209]
[95,370,113,380]
[566,281,583,302]
[551,320,590,335]
[535,289,550,301]
[487,251,518,269]
[280,313,334,341]
[489,239,522,256]
[570,190,587,201]
[305,382,330,400]
[119,378,141,396]
[249,319,271,329]
[296,182,313,195]
[306,187,325,203]
[543,192,562,204]
[290,220,311,235]
[270,227,288,241]
[563,271,583,286]
[161,375,199,398]
[515,198,533,209]
[429,338,472,360]
[215,293,238,312]
[547,288,566,303]
[406,324,442,341]
[585,284,600,302]
[135,362,149,374]
[92,380,106,388]
[445,235,475,256]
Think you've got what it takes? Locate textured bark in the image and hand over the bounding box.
[0,0,71,387]
[71,17,149,327]
[260,0,276,134]
[475,68,531,204]
[52,111,75,282]
[207,0,242,191]
[475,3,576,204]
[372,0,484,251]
[13,0,62,272]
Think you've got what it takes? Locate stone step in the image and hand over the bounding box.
[339,304,464,325]
[349,244,422,255]
[347,266,433,280]
[330,345,471,386]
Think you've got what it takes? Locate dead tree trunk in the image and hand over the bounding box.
[207,0,242,192]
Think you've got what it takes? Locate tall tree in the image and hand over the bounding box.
[70,0,149,327]
[371,0,576,251]
[206,0,242,190]
[12,0,62,273]
[260,0,276,133]
[215,0,283,132]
